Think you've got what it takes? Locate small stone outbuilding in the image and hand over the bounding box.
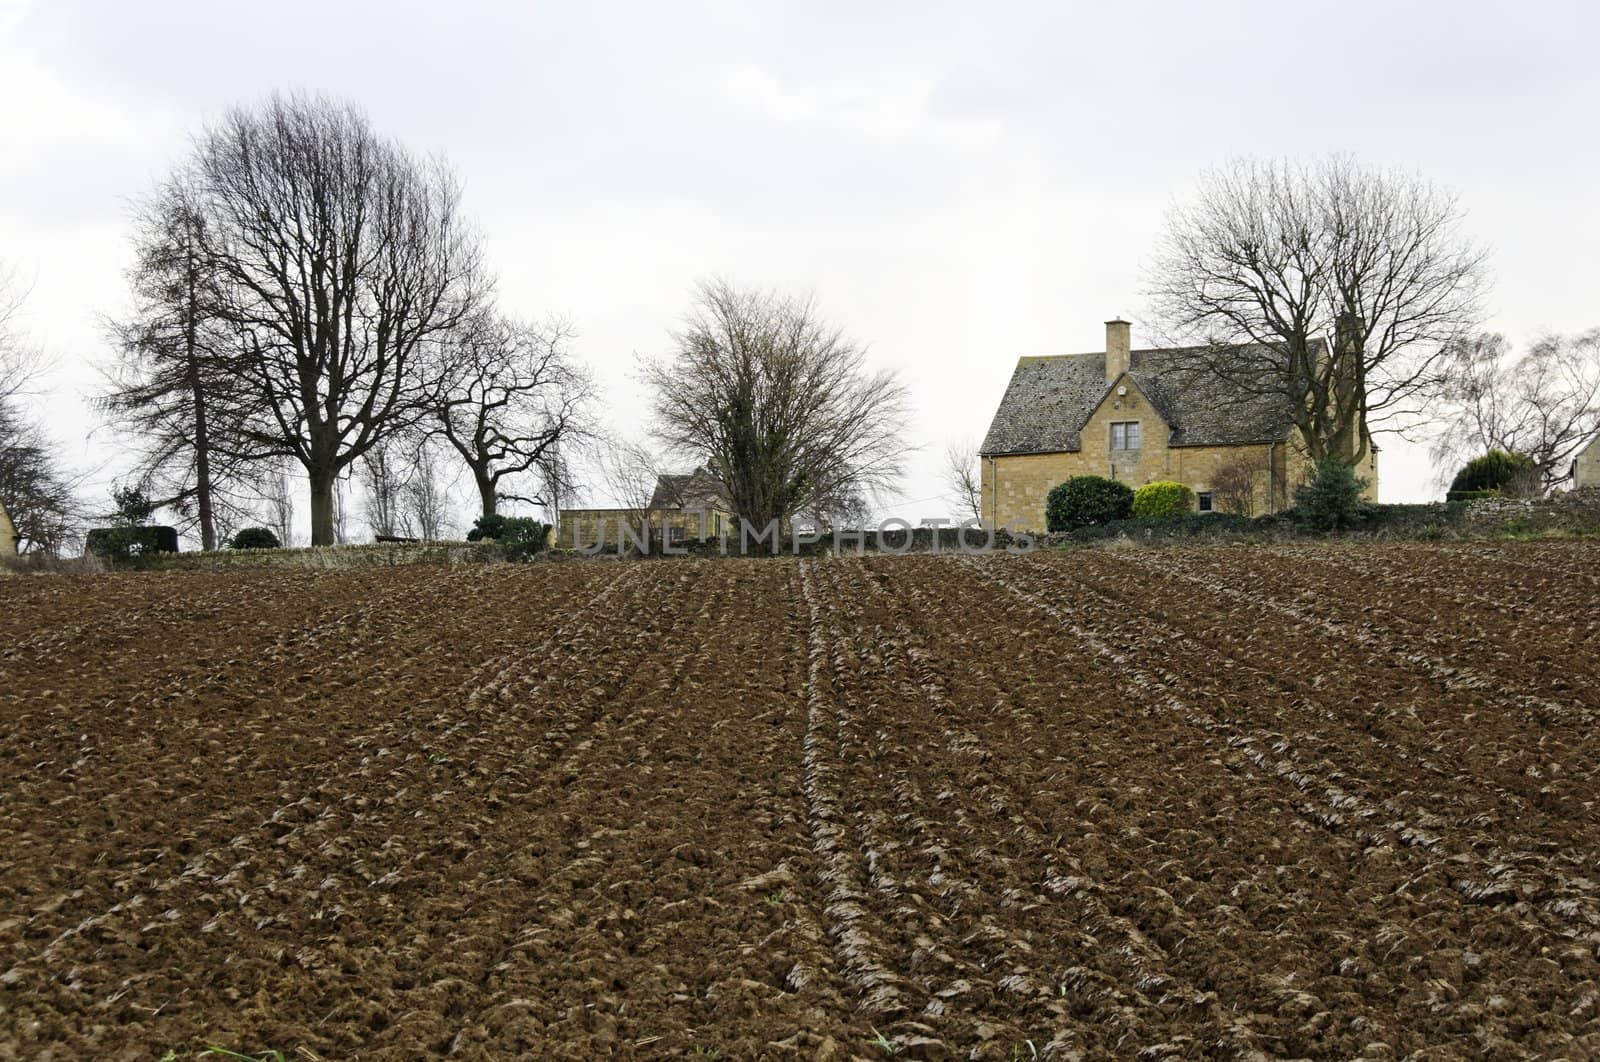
[559,467,735,550]
[1573,435,1600,489]
[0,496,17,563]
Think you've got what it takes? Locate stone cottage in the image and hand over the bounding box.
[979,319,1379,530]
[558,467,735,549]
[1573,435,1600,489]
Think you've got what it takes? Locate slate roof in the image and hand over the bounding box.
[978,341,1322,456]
[648,467,730,510]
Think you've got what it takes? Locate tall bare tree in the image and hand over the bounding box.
[592,435,665,543]
[192,94,485,545]
[943,438,982,523]
[1430,329,1600,492]
[260,462,296,547]
[100,178,263,549]
[358,438,410,538]
[535,443,577,529]
[0,267,79,554]
[401,439,452,540]
[1147,157,1488,465]
[642,280,908,528]
[435,313,594,520]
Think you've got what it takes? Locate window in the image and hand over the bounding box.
[1110,421,1141,450]
[1197,491,1214,513]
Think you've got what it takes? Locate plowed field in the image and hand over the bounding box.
[2,542,1599,1059]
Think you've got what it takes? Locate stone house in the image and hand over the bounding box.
[979,319,1380,531]
[558,467,735,550]
[1573,435,1600,489]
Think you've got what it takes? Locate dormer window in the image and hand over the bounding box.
[1110,421,1142,451]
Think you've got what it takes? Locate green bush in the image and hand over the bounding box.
[230,527,282,550]
[465,513,506,542]
[1045,476,1134,532]
[1291,459,1371,531]
[1447,450,1537,500]
[1131,480,1196,519]
[85,525,180,561]
[469,514,551,560]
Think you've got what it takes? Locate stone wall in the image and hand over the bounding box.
[138,542,506,571]
[1456,488,1600,532]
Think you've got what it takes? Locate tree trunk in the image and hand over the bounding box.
[189,356,217,550]
[194,405,216,550]
[185,252,218,551]
[475,470,497,520]
[308,468,336,546]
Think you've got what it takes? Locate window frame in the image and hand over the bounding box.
[1109,420,1141,451]
[1197,491,1214,513]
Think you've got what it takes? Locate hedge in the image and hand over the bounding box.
[84,525,179,561]
[1449,450,1536,497]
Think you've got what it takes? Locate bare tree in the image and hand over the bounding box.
[641,280,909,528]
[0,264,35,408]
[1210,454,1265,515]
[435,313,594,520]
[532,440,583,531]
[0,403,79,554]
[358,439,410,538]
[260,463,296,547]
[332,477,351,544]
[595,436,665,540]
[1147,156,1488,465]
[192,94,485,545]
[943,438,982,523]
[0,267,80,554]
[1430,329,1600,492]
[401,439,452,540]
[100,177,264,549]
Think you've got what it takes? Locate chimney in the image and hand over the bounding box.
[1105,319,1131,382]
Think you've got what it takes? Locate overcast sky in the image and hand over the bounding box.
[2,0,1596,532]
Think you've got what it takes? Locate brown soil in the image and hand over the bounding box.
[1,543,1598,1059]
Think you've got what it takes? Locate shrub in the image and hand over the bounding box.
[230,527,281,550]
[85,525,180,561]
[469,514,551,560]
[1210,456,1261,516]
[1131,480,1196,519]
[1447,450,1538,500]
[1291,459,1370,531]
[465,513,506,542]
[1045,476,1134,532]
